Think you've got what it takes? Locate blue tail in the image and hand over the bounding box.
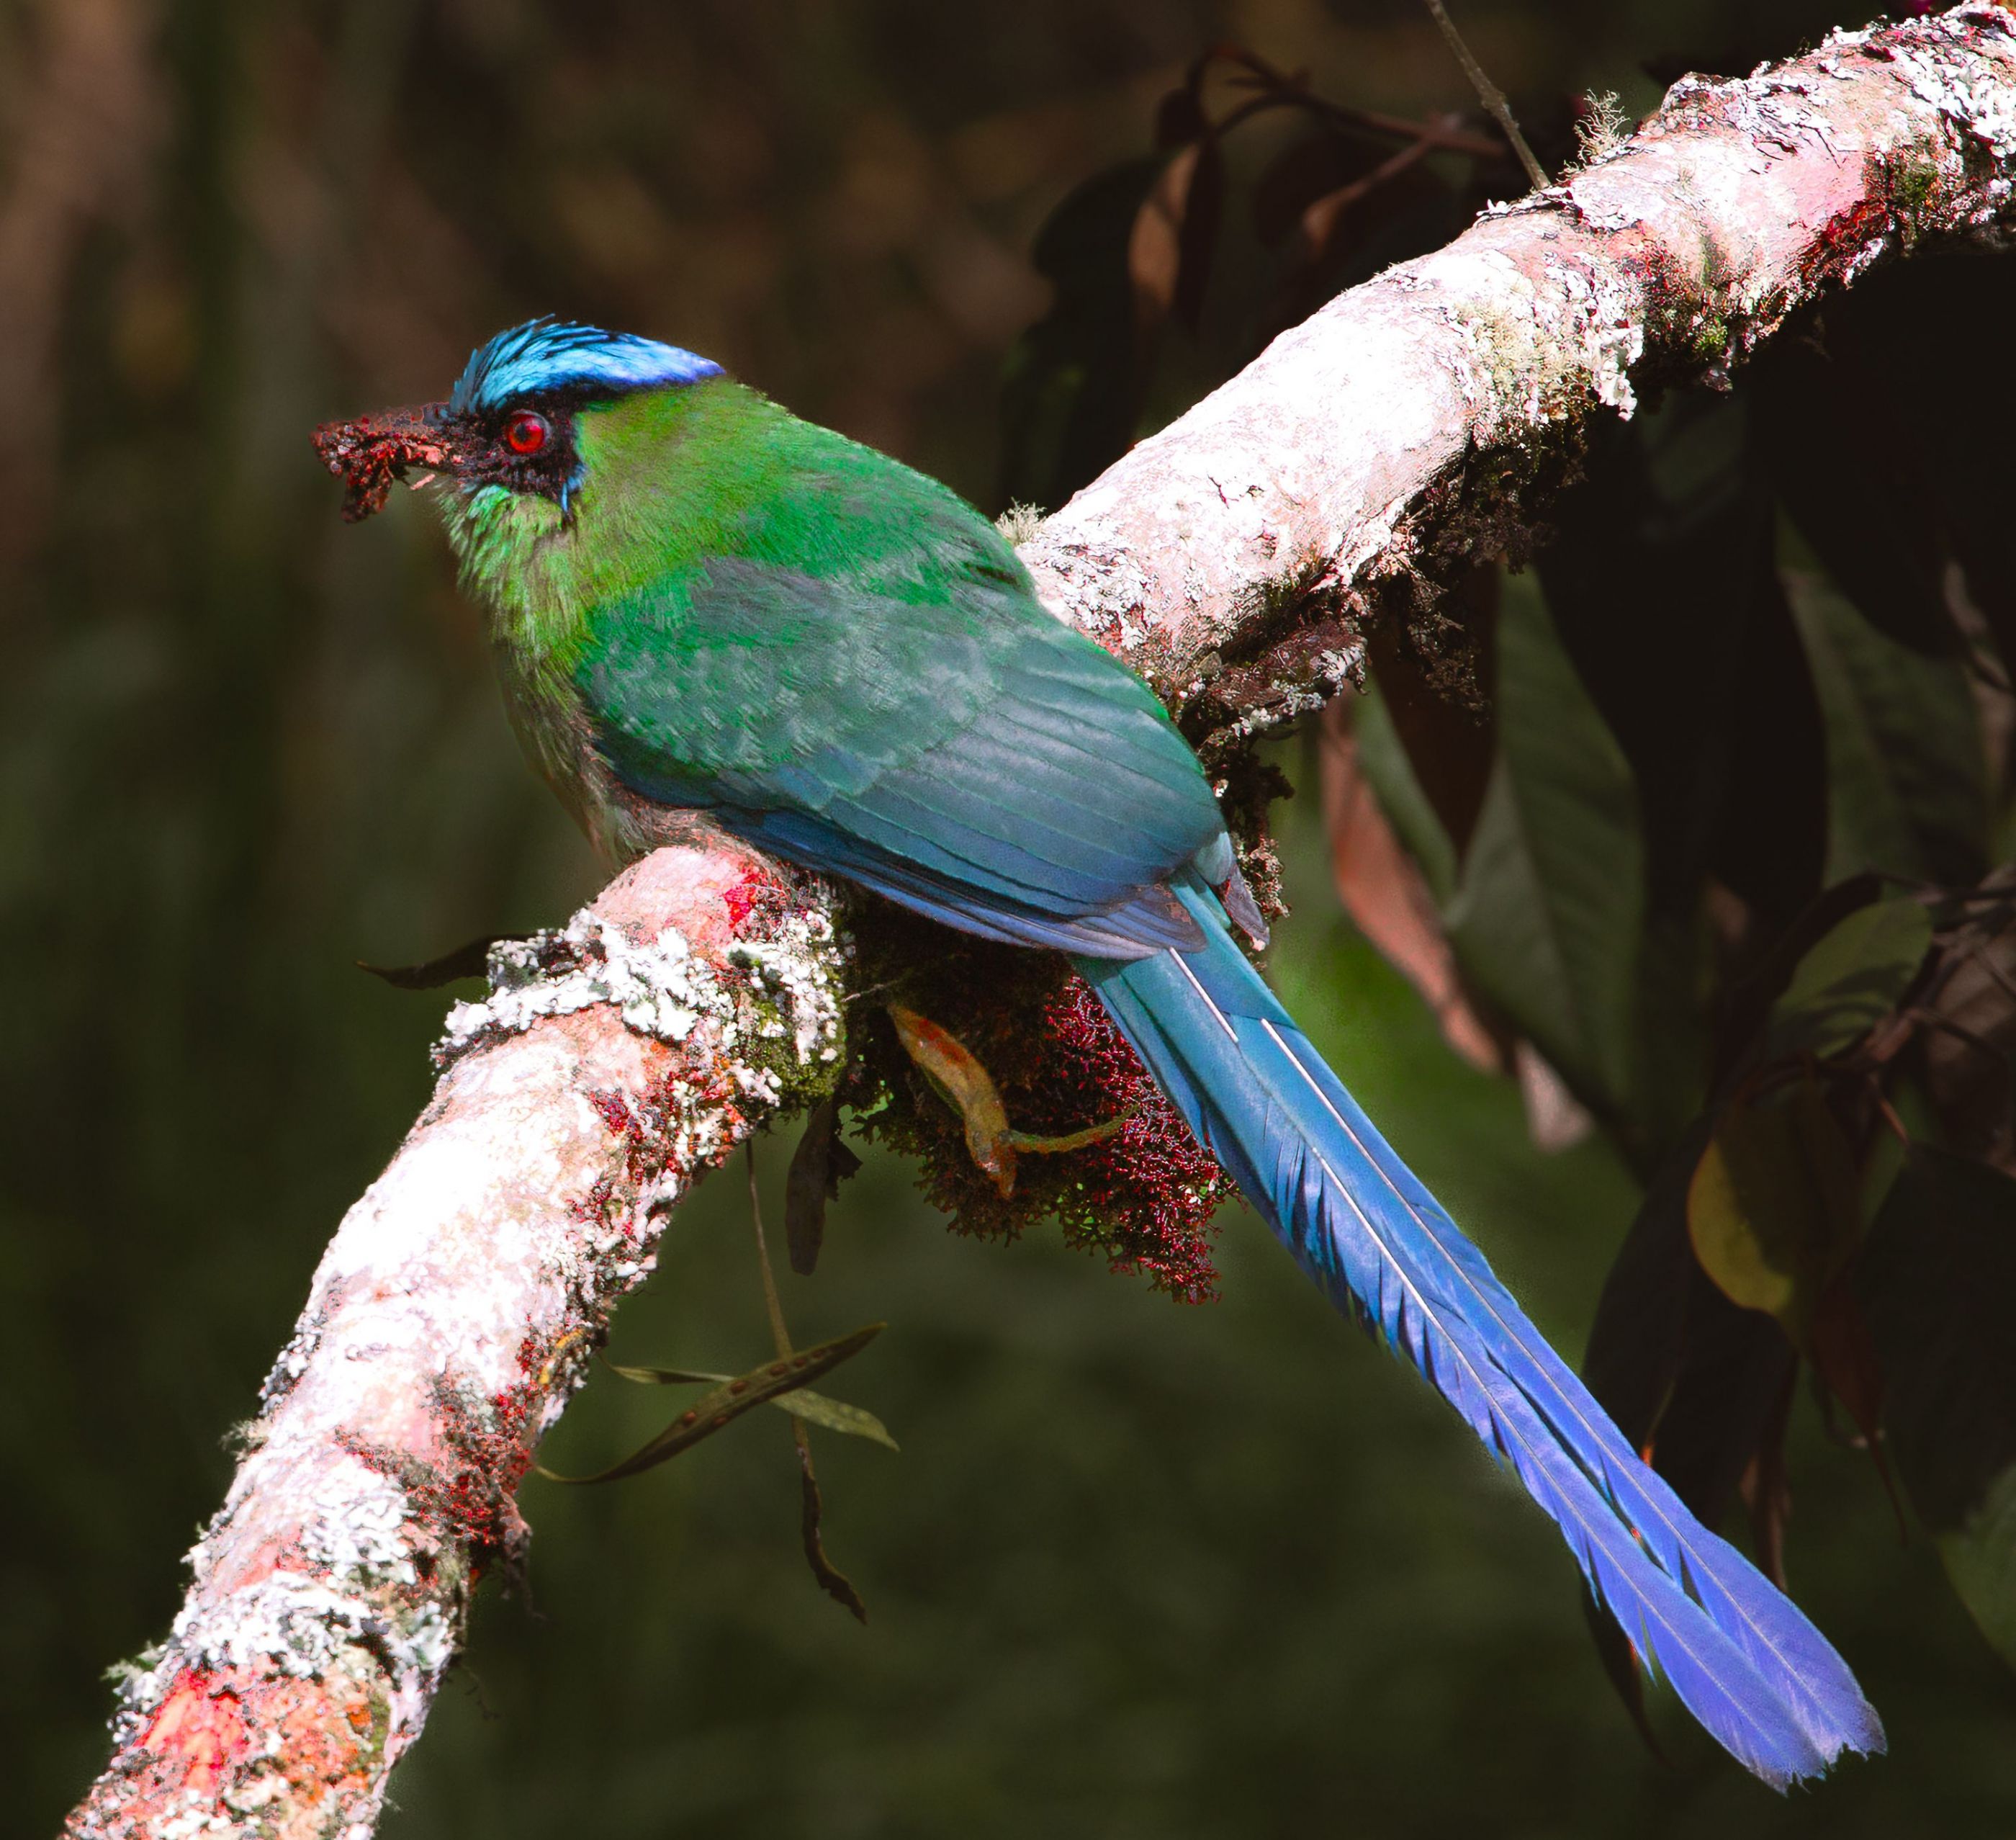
[1076,881,1883,1788]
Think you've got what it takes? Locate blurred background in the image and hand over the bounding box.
[5,0,2013,1835]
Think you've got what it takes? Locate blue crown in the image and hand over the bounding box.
[448,318,723,416]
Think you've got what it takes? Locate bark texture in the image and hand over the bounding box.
[68,6,2016,1834]
[1021,4,2016,755]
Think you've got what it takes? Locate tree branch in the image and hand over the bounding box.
[1020,4,2016,742]
[66,838,847,1840]
[68,6,2016,1834]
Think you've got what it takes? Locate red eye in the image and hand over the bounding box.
[503,410,549,456]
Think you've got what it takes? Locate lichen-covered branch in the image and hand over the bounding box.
[66,839,845,1840]
[66,7,2016,1835]
[1020,4,2016,748]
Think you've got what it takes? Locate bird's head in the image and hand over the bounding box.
[312,317,723,524]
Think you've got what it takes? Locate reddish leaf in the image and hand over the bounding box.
[889,1004,1017,1196]
[1737,1362,1797,1588]
[1809,1278,1906,1527]
[1128,143,1200,341]
[1319,698,1502,1074]
[1173,133,1224,334]
[1362,577,1497,860]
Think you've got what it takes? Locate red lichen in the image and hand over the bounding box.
[722,869,795,932]
[1796,190,1897,295]
[138,1671,249,1796]
[339,1371,539,1576]
[73,1668,380,1836]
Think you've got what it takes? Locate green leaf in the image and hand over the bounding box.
[1940,1467,2016,1671]
[1764,894,1933,1061]
[1858,1149,2016,1667]
[777,1388,901,1452]
[606,1363,719,1386]
[356,935,500,989]
[541,1324,886,1484]
[1686,1080,1860,1336]
[608,1357,899,1451]
[1784,573,1989,887]
[1444,570,1645,1121]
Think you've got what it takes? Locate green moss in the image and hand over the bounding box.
[1882,152,1943,243]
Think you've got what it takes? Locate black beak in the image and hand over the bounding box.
[311,401,458,523]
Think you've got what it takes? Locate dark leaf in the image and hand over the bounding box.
[1153,80,1210,150]
[1712,873,1886,1081]
[1580,1118,1798,1723]
[1443,570,1645,1126]
[1579,1584,1671,1767]
[538,1324,885,1484]
[604,1358,899,1452]
[786,1095,859,1276]
[1737,1362,1797,1588]
[356,935,500,989]
[1537,395,1827,934]
[1763,895,1935,1062]
[1889,253,2016,682]
[1361,575,1498,869]
[1250,130,1387,246]
[1753,252,2016,677]
[1914,886,2016,1167]
[997,156,1165,510]
[1749,316,1956,657]
[1858,1148,2016,1664]
[1171,133,1224,334]
[797,1439,868,1623]
[1806,1278,1902,1522]
[1786,571,1989,887]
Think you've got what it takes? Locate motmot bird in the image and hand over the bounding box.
[314,318,1881,1787]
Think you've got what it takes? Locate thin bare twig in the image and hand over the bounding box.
[1416,0,1550,190]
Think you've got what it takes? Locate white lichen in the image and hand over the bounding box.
[731,911,846,1066]
[995,501,1047,546]
[437,916,721,1059]
[1572,90,1632,168]
[434,905,845,1087]
[1891,8,2016,170]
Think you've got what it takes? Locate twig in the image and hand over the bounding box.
[748,1146,868,1622]
[1416,0,1550,190]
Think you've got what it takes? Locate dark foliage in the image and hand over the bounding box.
[995,26,2016,1736]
